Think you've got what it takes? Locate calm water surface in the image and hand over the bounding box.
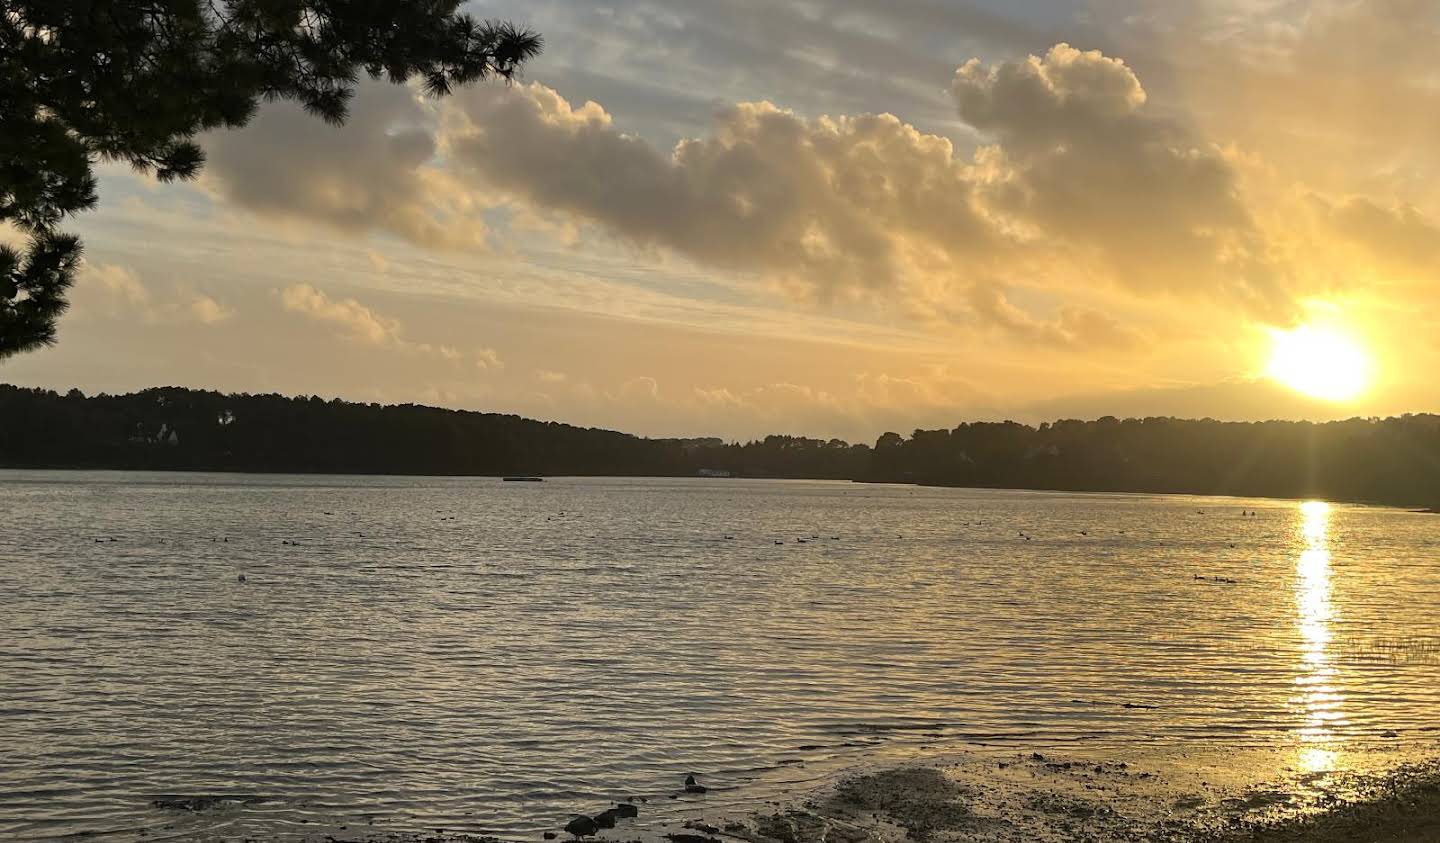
[3,472,1440,840]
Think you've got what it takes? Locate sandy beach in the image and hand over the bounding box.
[249,748,1440,843]
[701,751,1440,843]
[1218,775,1440,842]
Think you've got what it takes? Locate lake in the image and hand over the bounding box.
[3,472,1440,841]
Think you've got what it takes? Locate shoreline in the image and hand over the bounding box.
[1212,775,1440,841]
[667,748,1440,843]
[3,466,1437,514]
[143,744,1440,843]
[717,749,1440,843]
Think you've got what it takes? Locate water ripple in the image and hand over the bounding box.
[2,473,1439,840]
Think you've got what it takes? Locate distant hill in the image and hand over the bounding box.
[866,415,1440,507]
[2,385,1438,508]
[0,385,866,479]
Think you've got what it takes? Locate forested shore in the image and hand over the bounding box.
[4,384,1439,508]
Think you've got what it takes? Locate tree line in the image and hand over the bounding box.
[0,385,867,479]
[3,385,1439,508]
[869,415,1440,506]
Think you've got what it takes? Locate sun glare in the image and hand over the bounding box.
[1266,325,1372,402]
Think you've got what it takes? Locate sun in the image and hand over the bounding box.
[1266,325,1372,401]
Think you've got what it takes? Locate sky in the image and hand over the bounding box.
[5,0,1440,442]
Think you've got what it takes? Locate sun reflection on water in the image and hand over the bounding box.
[1293,501,1345,774]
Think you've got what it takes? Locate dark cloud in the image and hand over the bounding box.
[204,84,484,249]
[444,84,994,301]
[440,43,1294,334]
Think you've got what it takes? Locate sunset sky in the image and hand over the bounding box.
[5,0,1439,441]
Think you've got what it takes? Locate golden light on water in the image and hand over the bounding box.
[1293,501,1345,774]
[1266,325,1372,402]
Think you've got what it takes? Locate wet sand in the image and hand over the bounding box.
[204,747,1440,843]
[725,751,1440,843]
[1217,774,1440,842]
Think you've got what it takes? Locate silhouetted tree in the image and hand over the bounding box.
[0,385,871,479]
[7,384,1440,508]
[0,1,541,358]
[862,414,1440,506]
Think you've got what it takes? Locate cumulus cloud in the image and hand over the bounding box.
[187,294,234,325]
[186,32,1371,347]
[205,84,485,249]
[953,43,1148,133]
[437,44,1293,336]
[28,1,1440,438]
[78,263,234,325]
[444,84,994,304]
[278,283,487,365]
[950,43,1284,316]
[281,283,399,345]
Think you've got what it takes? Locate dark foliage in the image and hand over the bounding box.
[4,385,1439,508]
[0,1,542,359]
[865,415,1440,507]
[0,385,869,479]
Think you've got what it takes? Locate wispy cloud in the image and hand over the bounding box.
[281,283,399,345]
[80,263,234,326]
[279,283,493,367]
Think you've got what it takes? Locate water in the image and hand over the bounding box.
[2,472,1440,841]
